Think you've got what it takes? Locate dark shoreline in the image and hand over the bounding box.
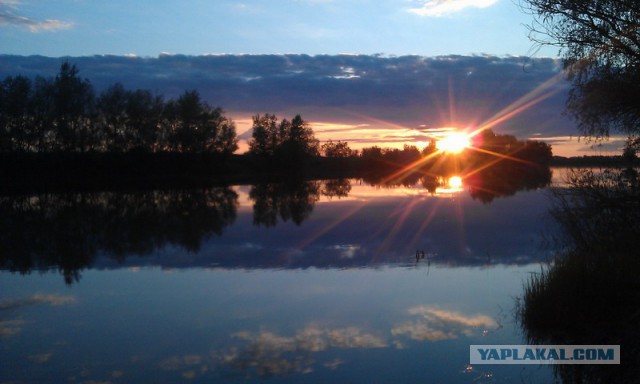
[2,152,630,194]
[0,153,368,194]
[0,151,560,194]
[550,155,636,167]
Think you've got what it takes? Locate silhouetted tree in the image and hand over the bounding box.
[473,129,552,164]
[421,139,437,157]
[522,0,640,144]
[321,139,354,158]
[518,167,640,383]
[30,76,56,151]
[126,89,166,152]
[622,137,638,163]
[361,145,383,161]
[248,114,278,156]
[248,114,318,162]
[165,90,210,153]
[52,62,96,152]
[0,63,238,156]
[0,75,32,152]
[97,83,129,151]
[277,114,319,160]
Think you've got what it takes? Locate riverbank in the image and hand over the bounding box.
[550,155,636,167]
[0,151,553,194]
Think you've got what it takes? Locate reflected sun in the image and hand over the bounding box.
[436,132,471,153]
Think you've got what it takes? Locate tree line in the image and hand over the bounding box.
[0,62,238,155]
[1,62,552,174]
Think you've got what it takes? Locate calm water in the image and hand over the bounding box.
[0,172,557,383]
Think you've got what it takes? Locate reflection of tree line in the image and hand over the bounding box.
[0,188,238,284]
[361,164,551,203]
[0,180,352,283]
[0,166,549,283]
[249,178,353,227]
[518,167,640,383]
[250,181,321,227]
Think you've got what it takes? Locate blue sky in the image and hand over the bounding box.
[0,0,557,57]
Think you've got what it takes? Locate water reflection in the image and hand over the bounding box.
[0,165,551,283]
[359,165,551,202]
[518,167,640,383]
[0,188,238,283]
[250,180,320,227]
[466,165,552,204]
[213,305,502,379]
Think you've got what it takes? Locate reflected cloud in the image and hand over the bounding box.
[28,352,52,363]
[0,294,76,338]
[215,309,496,378]
[218,325,386,377]
[410,307,498,328]
[0,319,25,336]
[30,294,76,306]
[159,354,210,381]
[391,322,455,341]
[323,358,344,370]
[0,293,76,310]
[392,306,499,341]
[329,244,361,259]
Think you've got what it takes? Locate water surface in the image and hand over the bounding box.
[1,174,556,383]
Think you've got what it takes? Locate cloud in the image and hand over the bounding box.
[407,0,499,17]
[0,1,73,32]
[0,53,573,142]
[0,294,75,338]
[0,293,76,310]
[391,322,455,341]
[215,325,387,377]
[28,352,52,363]
[170,308,498,379]
[0,319,26,336]
[392,306,499,341]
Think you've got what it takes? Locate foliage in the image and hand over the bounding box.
[321,139,355,158]
[359,144,422,169]
[248,113,319,161]
[421,139,437,156]
[0,62,238,155]
[522,0,640,141]
[518,167,640,382]
[548,168,640,253]
[475,129,553,164]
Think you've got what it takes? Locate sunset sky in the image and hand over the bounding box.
[0,0,625,155]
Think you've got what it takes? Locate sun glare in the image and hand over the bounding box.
[436,132,471,153]
[448,176,463,188]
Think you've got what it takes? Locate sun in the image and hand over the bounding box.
[436,132,471,153]
[448,176,463,188]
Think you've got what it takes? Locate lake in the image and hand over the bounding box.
[0,171,558,383]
